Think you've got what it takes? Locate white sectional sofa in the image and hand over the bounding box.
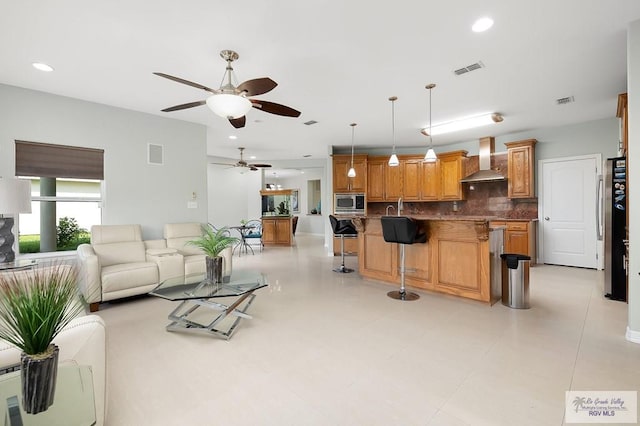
[77,223,232,312]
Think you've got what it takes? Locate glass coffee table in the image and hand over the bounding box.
[150,270,267,340]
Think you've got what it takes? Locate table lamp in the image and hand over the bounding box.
[0,178,32,263]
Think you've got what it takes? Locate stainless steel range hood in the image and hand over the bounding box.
[460,137,506,183]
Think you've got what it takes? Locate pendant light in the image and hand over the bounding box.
[347,123,357,177]
[388,96,399,166]
[424,84,437,163]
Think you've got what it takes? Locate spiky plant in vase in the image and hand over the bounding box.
[188,226,239,283]
[0,263,84,414]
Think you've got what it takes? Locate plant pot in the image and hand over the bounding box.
[20,344,59,414]
[206,256,223,283]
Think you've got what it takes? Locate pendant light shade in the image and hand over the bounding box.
[388,96,399,167]
[348,123,357,177]
[423,84,437,163]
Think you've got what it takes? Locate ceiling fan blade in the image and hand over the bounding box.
[249,166,258,171]
[161,100,206,112]
[229,116,246,129]
[251,100,301,117]
[249,163,272,168]
[209,162,236,167]
[237,78,278,97]
[153,72,218,94]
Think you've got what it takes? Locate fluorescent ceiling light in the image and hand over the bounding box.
[422,113,503,136]
[32,62,54,72]
[472,17,494,33]
[228,135,237,140]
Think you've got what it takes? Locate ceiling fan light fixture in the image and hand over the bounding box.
[206,94,252,119]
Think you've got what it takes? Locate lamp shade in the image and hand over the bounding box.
[388,153,399,166]
[424,148,437,163]
[0,178,31,214]
[206,94,253,119]
[347,167,356,178]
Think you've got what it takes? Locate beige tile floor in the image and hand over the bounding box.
[96,234,640,426]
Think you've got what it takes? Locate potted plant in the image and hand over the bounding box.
[0,263,84,414]
[188,226,239,283]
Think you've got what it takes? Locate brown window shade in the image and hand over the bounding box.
[15,141,104,180]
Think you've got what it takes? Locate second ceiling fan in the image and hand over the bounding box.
[210,147,272,171]
[155,50,301,129]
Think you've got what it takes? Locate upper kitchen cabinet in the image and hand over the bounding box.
[333,154,367,193]
[403,156,439,201]
[617,93,628,157]
[367,158,386,201]
[438,150,468,201]
[506,139,537,199]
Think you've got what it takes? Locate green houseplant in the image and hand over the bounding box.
[0,263,84,414]
[188,226,238,283]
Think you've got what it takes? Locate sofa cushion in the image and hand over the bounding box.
[164,222,205,256]
[101,262,158,293]
[184,254,206,275]
[93,241,146,267]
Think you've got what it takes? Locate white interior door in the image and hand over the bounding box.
[541,155,601,268]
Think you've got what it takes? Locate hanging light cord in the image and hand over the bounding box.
[428,84,434,150]
[350,123,355,168]
[391,97,397,152]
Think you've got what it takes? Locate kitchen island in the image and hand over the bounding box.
[353,216,504,304]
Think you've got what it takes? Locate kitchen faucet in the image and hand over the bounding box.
[397,197,403,216]
[386,205,395,215]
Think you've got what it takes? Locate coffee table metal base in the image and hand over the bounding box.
[165,290,258,340]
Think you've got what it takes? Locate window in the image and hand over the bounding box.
[14,141,104,254]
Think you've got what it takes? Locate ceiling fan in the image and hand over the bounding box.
[154,49,301,129]
[210,147,272,171]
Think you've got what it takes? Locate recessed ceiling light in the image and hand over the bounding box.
[250,156,256,160]
[472,17,494,33]
[228,135,237,140]
[32,62,54,72]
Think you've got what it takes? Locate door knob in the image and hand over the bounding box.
[544,216,550,220]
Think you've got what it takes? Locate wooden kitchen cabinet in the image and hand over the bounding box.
[402,156,439,201]
[333,235,358,255]
[262,216,292,246]
[438,150,468,201]
[367,158,386,201]
[491,220,537,264]
[333,154,367,193]
[506,139,536,199]
[385,161,403,201]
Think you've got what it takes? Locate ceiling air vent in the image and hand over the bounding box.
[556,96,575,105]
[304,120,318,126]
[453,61,485,76]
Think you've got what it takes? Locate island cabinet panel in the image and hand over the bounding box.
[358,217,497,303]
[367,159,386,201]
[360,229,396,280]
[333,155,367,193]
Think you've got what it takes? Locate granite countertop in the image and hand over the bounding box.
[363,215,538,222]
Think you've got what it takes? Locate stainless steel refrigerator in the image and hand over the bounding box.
[604,157,627,301]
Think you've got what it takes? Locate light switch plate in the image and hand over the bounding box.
[187,201,198,209]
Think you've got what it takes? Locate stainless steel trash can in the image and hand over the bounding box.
[500,253,531,309]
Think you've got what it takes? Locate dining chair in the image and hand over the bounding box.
[243,219,263,252]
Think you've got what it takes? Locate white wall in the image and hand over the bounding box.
[627,19,640,343]
[0,84,208,240]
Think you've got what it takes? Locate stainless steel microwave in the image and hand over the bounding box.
[334,193,365,214]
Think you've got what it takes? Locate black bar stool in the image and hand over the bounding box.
[329,215,357,273]
[381,216,427,301]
